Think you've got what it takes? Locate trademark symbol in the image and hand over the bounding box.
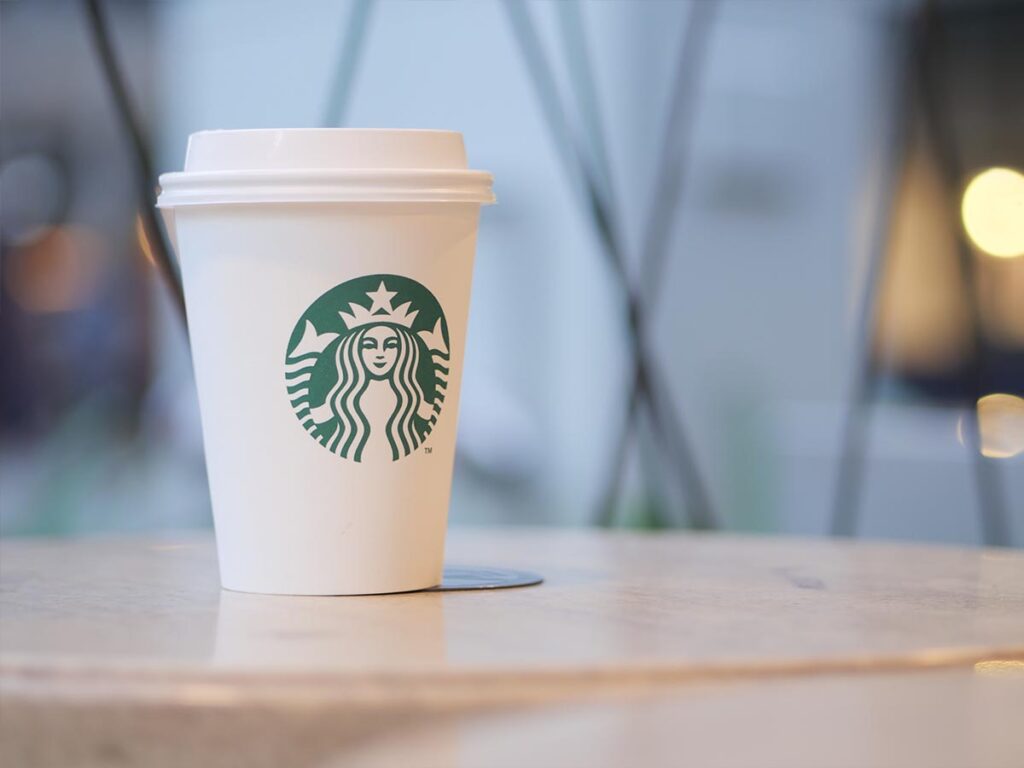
[424,447,433,455]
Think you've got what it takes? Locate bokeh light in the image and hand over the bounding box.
[960,167,1024,259]
[135,214,157,267]
[958,394,1024,459]
[975,660,1024,676]
[7,226,107,314]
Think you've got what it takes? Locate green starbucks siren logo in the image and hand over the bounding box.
[285,274,450,462]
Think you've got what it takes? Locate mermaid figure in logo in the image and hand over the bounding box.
[319,323,436,461]
[300,281,446,462]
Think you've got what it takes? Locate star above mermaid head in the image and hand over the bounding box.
[339,279,419,330]
[366,281,397,316]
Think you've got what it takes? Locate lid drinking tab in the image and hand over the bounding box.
[183,129,470,173]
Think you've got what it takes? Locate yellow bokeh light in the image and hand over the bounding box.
[975,659,1024,676]
[961,167,1024,259]
[958,394,1024,459]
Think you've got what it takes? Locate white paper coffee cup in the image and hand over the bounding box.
[157,129,494,595]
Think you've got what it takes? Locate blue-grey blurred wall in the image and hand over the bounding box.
[2,0,1021,543]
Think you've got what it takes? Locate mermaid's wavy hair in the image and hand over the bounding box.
[324,325,425,461]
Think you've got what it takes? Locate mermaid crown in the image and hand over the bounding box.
[339,280,419,330]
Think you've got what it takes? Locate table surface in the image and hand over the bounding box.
[3,529,1024,767]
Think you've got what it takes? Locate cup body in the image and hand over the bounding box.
[174,201,480,594]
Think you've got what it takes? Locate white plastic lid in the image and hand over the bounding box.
[157,129,495,207]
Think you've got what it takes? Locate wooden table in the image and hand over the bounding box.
[2,529,1023,767]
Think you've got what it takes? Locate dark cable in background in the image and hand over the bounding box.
[323,0,375,128]
[831,1,1009,546]
[503,0,718,530]
[82,0,188,331]
[830,13,916,539]
[916,0,1008,546]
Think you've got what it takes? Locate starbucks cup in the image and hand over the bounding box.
[157,129,494,595]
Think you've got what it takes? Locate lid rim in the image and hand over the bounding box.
[157,198,495,208]
[157,171,495,207]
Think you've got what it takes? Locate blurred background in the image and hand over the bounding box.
[1,0,1022,545]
